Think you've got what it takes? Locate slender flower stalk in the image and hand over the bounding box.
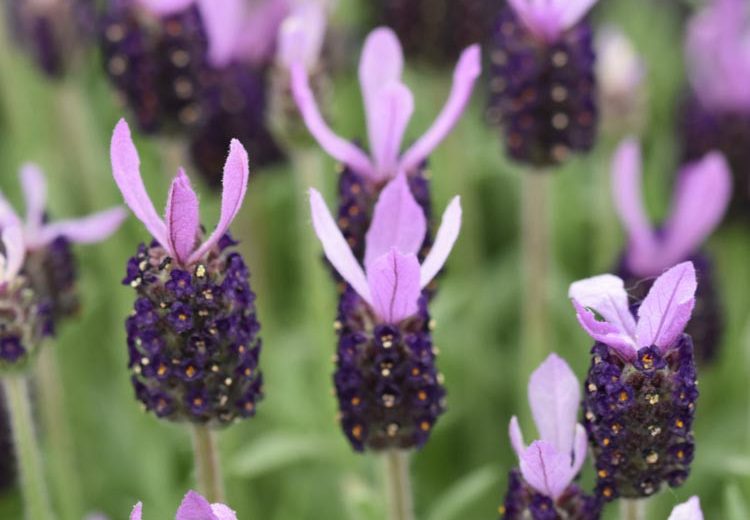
[384,450,414,520]
[131,489,237,520]
[620,499,645,520]
[191,424,225,503]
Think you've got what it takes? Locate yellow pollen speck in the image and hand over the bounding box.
[185,366,196,378]
[351,396,361,406]
[178,313,187,321]
[602,437,611,447]
[352,424,363,440]
[646,394,659,405]
[157,364,167,376]
[386,423,399,437]
[418,391,427,401]
[224,378,232,386]
[618,391,629,402]
[196,265,206,277]
[675,419,684,429]
[646,451,658,464]
[597,469,608,478]
[420,421,430,432]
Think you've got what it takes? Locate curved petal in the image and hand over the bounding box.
[509,416,526,458]
[197,0,246,67]
[1,225,25,284]
[367,249,421,323]
[519,441,575,501]
[0,192,22,228]
[636,261,697,351]
[368,83,414,180]
[568,274,636,337]
[400,45,482,173]
[359,27,403,121]
[20,163,47,232]
[189,140,248,264]
[110,119,167,247]
[309,189,371,303]
[528,353,581,454]
[129,502,143,520]
[668,496,703,520]
[232,0,290,66]
[210,503,238,520]
[290,64,375,178]
[570,424,589,476]
[35,207,127,248]
[420,196,461,288]
[176,490,216,520]
[365,173,426,269]
[166,170,200,264]
[572,299,638,360]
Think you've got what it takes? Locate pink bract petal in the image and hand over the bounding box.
[508,416,526,458]
[518,441,575,500]
[528,353,581,455]
[571,299,638,360]
[210,503,238,520]
[277,1,326,70]
[136,0,194,16]
[309,189,371,303]
[368,83,414,180]
[0,192,22,229]
[400,45,482,174]
[175,490,217,520]
[568,274,637,337]
[129,502,142,520]
[232,0,290,67]
[364,174,426,269]
[359,27,404,125]
[636,261,697,351]
[1,225,25,284]
[165,170,200,264]
[509,0,598,41]
[19,163,47,232]
[290,63,375,178]
[197,0,246,68]
[189,140,248,264]
[110,119,168,247]
[668,496,703,520]
[420,196,461,288]
[570,424,589,476]
[36,207,127,248]
[367,249,421,323]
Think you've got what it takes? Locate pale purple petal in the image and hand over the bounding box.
[129,502,142,520]
[568,274,637,337]
[110,119,168,247]
[368,83,414,180]
[400,45,482,174]
[570,424,588,476]
[571,299,638,360]
[189,140,248,264]
[660,152,731,266]
[518,441,575,500]
[1,225,25,284]
[420,196,461,288]
[35,207,127,248]
[231,0,290,67]
[210,503,238,520]
[508,0,563,41]
[367,249,421,323]
[277,2,326,70]
[359,27,403,131]
[197,0,246,67]
[165,170,200,265]
[175,490,217,520]
[19,163,47,232]
[0,192,22,228]
[528,353,581,454]
[364,174,426,269]
[508,416,526,458]
[668,496,704,520]
[136,0,194,16]
[309,189,371,303]
[636,262,697,351]
[290,64,375,178]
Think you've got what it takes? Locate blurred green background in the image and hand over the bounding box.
[0,0,748,518]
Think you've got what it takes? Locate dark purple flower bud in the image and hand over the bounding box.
[500,469,601,520]
[487,2,598,167]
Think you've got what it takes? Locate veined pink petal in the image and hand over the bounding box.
[35,207,127,248]
[165,170,200,264]
[309,189,371,303]
[129,502,143,520]
[364,173,426,269]
[290,63,375,178]
[210,503,238,520]
[668,496,703,520]
[570,424,588,476]
[518,441,575,500]
[176,490,217,520]
[400,45,482,174]
[572,299,638,360]
[197,0,246,68]
[1,226,25,284]
[110,119,168,247]
[189,140,248,264]
[568,274,637,337]
[367,249,421,323]
[19,163,47,232]
[508,416,526,458]
[368,83,414,180]
[636,262,697,351]
[420,196,461,288]
[528,353,581,455]
[136,0,194,16]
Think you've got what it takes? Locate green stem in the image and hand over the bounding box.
[383,450,415,520]
[191,424,225,504]
[620,498,646,520]
[4,374,56,520]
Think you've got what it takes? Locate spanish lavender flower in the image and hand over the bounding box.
[500,354,600,519]
[293,27,480,258]
[111,119,262,424]
[612,140,731,363]
[569,262,699,500]
[131,490,237,520]
[309,173,461,451]
[487,0,599,166]
[681,0,750,213]
[669,496,703,520]
[0,164,126,325]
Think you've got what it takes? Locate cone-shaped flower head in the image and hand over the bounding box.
[569,262,699,500]
[668,496,703,520]
[0,163,126,323]
[612,139,730,363]
[131,490,237,520]
[111,119,263,424]
[310,174,461,451]
[501,354,599,519]
[488,0,599,166]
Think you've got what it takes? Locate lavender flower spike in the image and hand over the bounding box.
[501,353,599,519]
[131,490,237,520]
[668,496,703,520]
[570,263,699,500]
[292,27,481,183]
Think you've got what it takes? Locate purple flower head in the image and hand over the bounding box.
[276,0,327,72]
[0,226,26,289]
[0,163,126,252]
[309,173,461,324]
[130,490,237,520]
[686,0,750,113]
[110,119,249,267]
[291,27,481,183]
[669,496,703,520]
[569,262,697,362]
[613,139,731,278]
[507,0,599,43]
[508,354,588,501]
